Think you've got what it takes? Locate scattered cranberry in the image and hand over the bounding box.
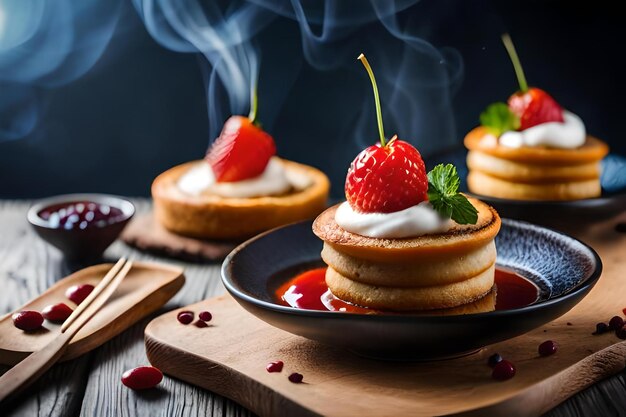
[616,326,626,340]
[193,319,208,328]
[42,303,73,323]
[492,360,516,381]
[198,311,212,322]
[121,366,163,390]
[538,340,558,357]
[177,311,194,325]
[39,201,125,230]
[266,361,284,373]
[66,284,95,305]
[12,310,44,331]
[288,372,303,383]
[487,353,503,368]
[622,307,626,316]
[592,322,609,335]
[609,316,624,331]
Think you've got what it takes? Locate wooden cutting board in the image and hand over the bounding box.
[145,217,626,417]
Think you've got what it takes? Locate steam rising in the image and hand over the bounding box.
[134,0,463,154]
[0,0,121,141]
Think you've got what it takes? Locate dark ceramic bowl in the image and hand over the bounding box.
[427,149,626,226]
[27,194,135,260]
[222,219,602,360]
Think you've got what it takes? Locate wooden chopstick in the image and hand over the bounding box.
[0,259,133,404]
[61,257,126,332]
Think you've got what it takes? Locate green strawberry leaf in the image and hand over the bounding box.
[427,164,478,225]
[480,102,520,136]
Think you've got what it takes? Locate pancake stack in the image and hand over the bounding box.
[465,127,609,200]
[312,197,501,312]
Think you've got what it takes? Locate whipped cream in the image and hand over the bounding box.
[499,110,586,149]
[335,201,453,239]
[177,157,292,198]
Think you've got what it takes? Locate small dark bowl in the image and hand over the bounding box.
[222,219,602,361]
[27,194,135,260]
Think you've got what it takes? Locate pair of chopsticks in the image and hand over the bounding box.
[0,258,133,404]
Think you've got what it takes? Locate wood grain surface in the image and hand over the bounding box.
[0,200,624,416]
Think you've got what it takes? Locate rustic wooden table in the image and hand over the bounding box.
[0,200,624,417]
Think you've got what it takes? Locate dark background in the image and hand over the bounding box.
[0,0,623,199]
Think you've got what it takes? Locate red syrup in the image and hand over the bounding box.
[275,267,538,314]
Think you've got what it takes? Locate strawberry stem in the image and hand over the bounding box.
[248,79,258,123]
[501,33,528,93]
[358,53,386,147]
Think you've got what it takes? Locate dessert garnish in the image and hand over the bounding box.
[592,322,609,335]
[480,34,564,136]
[349,54,477,224]
[608,316,624,331]
[205,90,276,182]
[193,319,209,328]
[121,366,163,390]
[538,340,558,357]
[177,311,194,325]
[42,303,73,323]
[266,361,284,373]
[617,326,626,340]
[12,310,44,331]
[491,360,516,381]
[288,372,303,383]
[66,284,95,305]
[198,311,212,322]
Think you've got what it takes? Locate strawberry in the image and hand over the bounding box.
[500,34,564,131]
[345,137,428,213]
[205,116,276,182]
[508,87,564,130]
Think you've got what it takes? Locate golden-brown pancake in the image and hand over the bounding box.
[153,158,330,239]
[326,264,495,311]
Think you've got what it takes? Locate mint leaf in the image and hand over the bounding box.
[427,164,478,225]
[479,102,520,136]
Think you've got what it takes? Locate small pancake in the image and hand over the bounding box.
[321,241,496,287]
[312,198,500,262]
[326,264,495,311]
[464,127,609,166]
[467,151,601,184]
[467,171,601,201]
[153,158,330,239]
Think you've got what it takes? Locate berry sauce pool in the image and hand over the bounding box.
[274,267,538,314]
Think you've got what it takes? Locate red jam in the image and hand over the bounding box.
[38,201,125,230]
[275,267,538,314]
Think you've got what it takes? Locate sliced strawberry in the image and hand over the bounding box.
[508,87,564,130]
[205,116,276,182]
[345,138,428,213]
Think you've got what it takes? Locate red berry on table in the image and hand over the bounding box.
[508,88,564,131]
[492,360,516,381]
[205,116,276,182]
[538,340,558,357]
[608,316,624,331]
[266,361,284,373]
[121,366,163,390]
[12,310,44,331]
[42,303,73,323]
[177,311,194,325]
[198,311,212,322]
[66,284,95,305]
[345,138,428,213]
[288,372,304,383]
[193,319,208,328]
